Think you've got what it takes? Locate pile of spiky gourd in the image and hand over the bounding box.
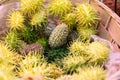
[0,0,111,80]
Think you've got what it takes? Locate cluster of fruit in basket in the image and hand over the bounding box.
[0,0,113,80]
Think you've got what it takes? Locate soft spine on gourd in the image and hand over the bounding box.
[77,26,97,41]
[20,0,44,16]
[62,54,87,74]
[61,13,76,30]
[75,3,99,27]
[16,52,63,79]
[8,11,25,31]
[0,64,15,80]
[30,11,47,30]
[49,23,69,48]
[4,31,26,52]
[69,40,87,55]
[72,66,106,80]
[87,41,110,65]
[48,0,72,18]
[0,42,20,65]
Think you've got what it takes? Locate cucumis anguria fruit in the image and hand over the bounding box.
[75,3,99,27]
[48,0,72,18]
[49,23,69,48]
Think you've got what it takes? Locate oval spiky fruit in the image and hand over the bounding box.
[49,23,69,48]
[0,42,20,65]
[73,66,106,80]
[21,0,44,16]
[69,40,87,55]
[16,52,43,78]
[17,53,63,79]
[8,11,25,31]
[77,26,97,41]
[87,41,110,65]
[62,54,87,74]
[61,13,76,30]
[46,64,63,79]
[75,3,99,27]
[30,11,47,29]
[48,0,72,17]
[4,31,24,52]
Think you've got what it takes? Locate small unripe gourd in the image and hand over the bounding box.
[75,3,99,27]
[49,23,69,48]
[48,0,72,17]
[20,0,44,16]
[8,11,25,31]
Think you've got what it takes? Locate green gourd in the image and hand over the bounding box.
[49,23,69,48]
[4,31,25,52]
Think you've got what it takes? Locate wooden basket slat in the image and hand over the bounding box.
[90,1,111,26]
[108,18,120,45]
[98,23,112,41]
[92,0,120,46]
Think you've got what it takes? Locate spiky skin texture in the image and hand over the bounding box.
[73,67,106,80]
[16,52,43,78]
[62,54,87,74]
[30,11,47,29]
[8,11,25,31]
[0,64,15,80]
[77,26,97,41]
[0,42,19,65]
[21,0,44,16]
[61,13,76,30]
[75,3,99,27]
[69,41,87,55]
[45,64,63,79]
[48,0,72,17]
[87,41,110,65]
[49,23,69,48]
[4,31,24,52]
[17,53,63,79]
